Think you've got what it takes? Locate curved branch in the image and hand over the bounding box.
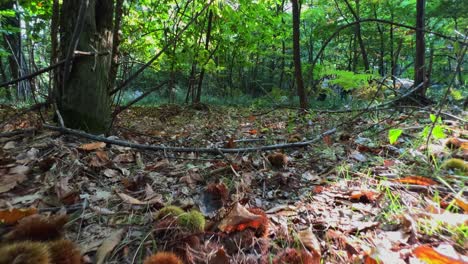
[43,124,336,153]
[311,18,467,76]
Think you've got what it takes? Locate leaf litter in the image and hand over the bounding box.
[0,104,467,263]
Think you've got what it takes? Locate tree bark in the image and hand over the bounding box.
[50,0,59,103]
[58,0,113,133]
[195,9,213,103]
[414,0,426,95]
[291,0,308,110]
[108,0,124,92]
[343,0,369,72]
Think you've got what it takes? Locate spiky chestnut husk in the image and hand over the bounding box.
[267,152,288,168]
[178,210,205,232]
[154,206,185,221]
[3,214,68,242]
[0,241,50,264]
[442,158,468,173]
[143,251,184,264]
[273,248,315,264]
[47,239,81,264]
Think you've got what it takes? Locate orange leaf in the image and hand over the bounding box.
[79,142,106,151]
[0,208,38,224]
[248,129,257,135]
[413,245,466,264]
[248,115,256,122]
[394,176,437,186]
[218,203,263,234]
[453,197,468,213]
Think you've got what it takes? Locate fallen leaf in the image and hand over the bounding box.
[394,176,437,186]
[0,168,28,193]
[103,169,120,178]
[79,142,106,151]
[413,245,466,264]
[117,192,145,205]
[218,203,262,233]
[453,196,468,213]
[113,153,135,163]
[248,129,257,135]
[298,229,321,260]
[350,190,379,202]
[0,207,38,224]
[95,229,126,264]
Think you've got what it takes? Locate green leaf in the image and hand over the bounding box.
[388,129,403,144]
[432,125,446,139]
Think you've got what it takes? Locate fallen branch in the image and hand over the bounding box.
[0,128,37,137]
[43,124,336,153]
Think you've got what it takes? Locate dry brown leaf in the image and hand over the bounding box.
[413,245,466,264]
[79,142,106,151]
[217,203,262,233]
[113,153,135,163]
[95,150,109,162]
[298,229,321,260]
[95,229,126,264]
[0,166,28,193]
[0,207,38,224]
[117,192,145,205]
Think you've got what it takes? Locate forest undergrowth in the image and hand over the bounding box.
[0,104,467,264]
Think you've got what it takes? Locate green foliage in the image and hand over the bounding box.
[388,129,403,144]
[319,68,375,91]
[421,114,446,140]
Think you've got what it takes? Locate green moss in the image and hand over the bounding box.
[178,210,205,232]
[154,206,185,220]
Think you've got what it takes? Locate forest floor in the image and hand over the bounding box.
[0,104,467,264]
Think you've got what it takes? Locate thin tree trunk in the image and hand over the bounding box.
[414,0,426,95]
[343,0,369,72]
[50,0,59,103]
[374,7,385,76]
[108,0,124,92]
[291,0,308,110]
[195,9,213,103]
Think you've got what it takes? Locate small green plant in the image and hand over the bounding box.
[421,114,446,140]
[388,129,403,144]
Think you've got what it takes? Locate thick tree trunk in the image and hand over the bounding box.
[291,0,308,110]
[58,0,113,133]
[414,0,426,95]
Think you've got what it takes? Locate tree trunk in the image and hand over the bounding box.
[291,0,308,110]
[108,0,124,92]
[374,7,385,76]
[58,0,113,133]
[50,0,59,103]
[414,0,426,95]
[195,9,213,103]
[344,0,369,72]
